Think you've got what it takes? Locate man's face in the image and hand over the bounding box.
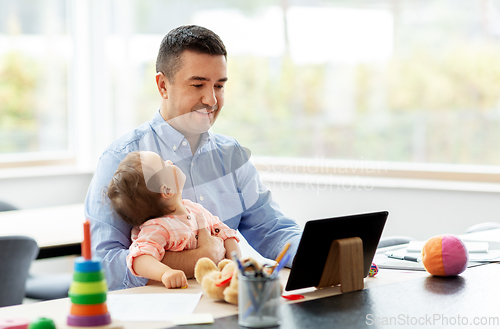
[159,50,228,137]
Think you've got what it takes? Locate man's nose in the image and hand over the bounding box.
[201,87,217,107]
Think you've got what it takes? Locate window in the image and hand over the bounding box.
[123,0,500,170]
[0,0,71,167]
[3,0,500,181]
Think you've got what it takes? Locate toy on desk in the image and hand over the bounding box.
[194,244,291,306]
[421,234,468,277]
[194,257,240,305]
[0,317,55,329]
[29,317,56,329]
[368,263,378,277]
[0,318,31,329]
[66,220,122,329]
[194,255,280,305]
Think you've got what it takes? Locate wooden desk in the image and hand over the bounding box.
[0,268,429,329]
[1,227,499,328]
[0,204,84,258]
[195,263,500,329]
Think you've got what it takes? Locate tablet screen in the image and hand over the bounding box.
[285,211,388,291]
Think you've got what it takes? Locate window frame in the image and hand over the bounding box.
[252,156,500,185]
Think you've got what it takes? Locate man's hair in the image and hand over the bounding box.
[107,152,166,227]
[156,25,227,82]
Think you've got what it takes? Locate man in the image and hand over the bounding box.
[85,25,302,290]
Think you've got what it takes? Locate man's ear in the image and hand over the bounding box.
[160,184,174,199]
[156,72,168,99]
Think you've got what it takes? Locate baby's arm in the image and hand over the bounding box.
[224,238,241,259]
[133,254,188,289]
[194,203,241,260]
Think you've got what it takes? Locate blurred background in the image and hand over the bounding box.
[1,0,500,240]
[2,0,500,164]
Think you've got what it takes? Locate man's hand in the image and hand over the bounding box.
[159,219,226,278]
[161,269,188,289]
[197,225,225,264]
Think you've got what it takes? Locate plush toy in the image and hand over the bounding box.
[194,257,241,305]
[421,235,468,277]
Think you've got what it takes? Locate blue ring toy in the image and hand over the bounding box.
[74,257,102,273]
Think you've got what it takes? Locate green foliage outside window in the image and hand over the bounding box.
[215,42,500,165]
[0,52,38,153]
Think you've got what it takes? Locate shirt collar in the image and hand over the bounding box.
[150,110,212,153]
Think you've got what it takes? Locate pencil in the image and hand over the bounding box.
[271,242,291,274]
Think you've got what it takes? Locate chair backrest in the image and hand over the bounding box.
[377,235,416,249]
[0,200,18,212]
[465,222,500,234]
[0,236,39,307]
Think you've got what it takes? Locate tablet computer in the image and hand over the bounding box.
[285,211,388,291]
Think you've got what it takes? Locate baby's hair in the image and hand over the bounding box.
[107,151,167,226]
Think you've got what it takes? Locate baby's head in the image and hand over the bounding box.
[107,151,186,226]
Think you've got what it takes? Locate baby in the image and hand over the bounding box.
[107,151,240,289]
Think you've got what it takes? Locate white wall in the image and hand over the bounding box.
[261,175,500,240]
[1,171,499,241]
[0,171,93,210]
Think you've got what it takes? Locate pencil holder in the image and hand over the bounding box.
[238,274,281,328]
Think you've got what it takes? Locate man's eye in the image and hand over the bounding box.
[192,84,202,88]
[215,85,224,89]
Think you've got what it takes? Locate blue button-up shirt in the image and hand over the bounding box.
[84,110,302,290]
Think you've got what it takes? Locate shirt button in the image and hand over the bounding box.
[195,235,198,239]
[187,215,191,219]
[191,162,194,167]
[173,146,177,151]
[199,195,204,201]
[215,228,220,233]
[182,141,187,146]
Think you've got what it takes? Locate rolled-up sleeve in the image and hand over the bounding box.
[212,219,239,242]
[193,202,239,242]
[127,224,169,276]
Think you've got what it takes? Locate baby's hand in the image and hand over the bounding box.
[161,269,188,289]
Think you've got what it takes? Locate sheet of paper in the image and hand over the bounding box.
[468,250,500,261]
[106,292,202,322]
[374,252,426,271]
[387,248,500,262]
[374,253,487,271]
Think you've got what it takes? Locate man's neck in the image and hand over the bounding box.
[184,134,202,155]
[159,108,202,156]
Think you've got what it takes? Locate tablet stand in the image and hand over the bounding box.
[317,237,364,293]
